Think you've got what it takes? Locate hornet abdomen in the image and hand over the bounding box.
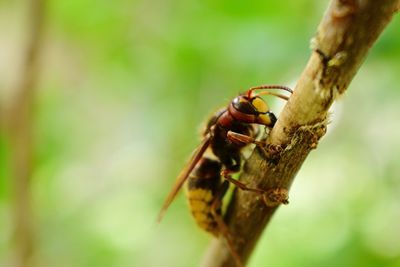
[186,157,222,236]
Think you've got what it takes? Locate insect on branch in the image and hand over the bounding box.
[200,1,400,266]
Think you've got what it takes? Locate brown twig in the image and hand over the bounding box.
[8,0,46,266]
[200,1,399,266]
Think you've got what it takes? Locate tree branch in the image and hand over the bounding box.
[8,0,46,266]
[200,1,399,266]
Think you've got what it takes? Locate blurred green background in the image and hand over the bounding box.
[1,1,400,267]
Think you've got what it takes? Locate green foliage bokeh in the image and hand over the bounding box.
[0,1,400,266]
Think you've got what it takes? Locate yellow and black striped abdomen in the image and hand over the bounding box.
[186,157,222,236]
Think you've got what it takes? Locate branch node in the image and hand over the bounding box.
[332,0,358,19]
[310,38,328,60]
[328,51,348,67]
[285,119,328,151]
[301,120,328,149]
[312,48,343,104]
[263,188,289,207]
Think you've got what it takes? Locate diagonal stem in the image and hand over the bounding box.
[200,1,399,266]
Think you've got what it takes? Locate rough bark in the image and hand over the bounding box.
[200,1,399,266]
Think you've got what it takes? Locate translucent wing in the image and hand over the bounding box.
[157,135,211,222]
